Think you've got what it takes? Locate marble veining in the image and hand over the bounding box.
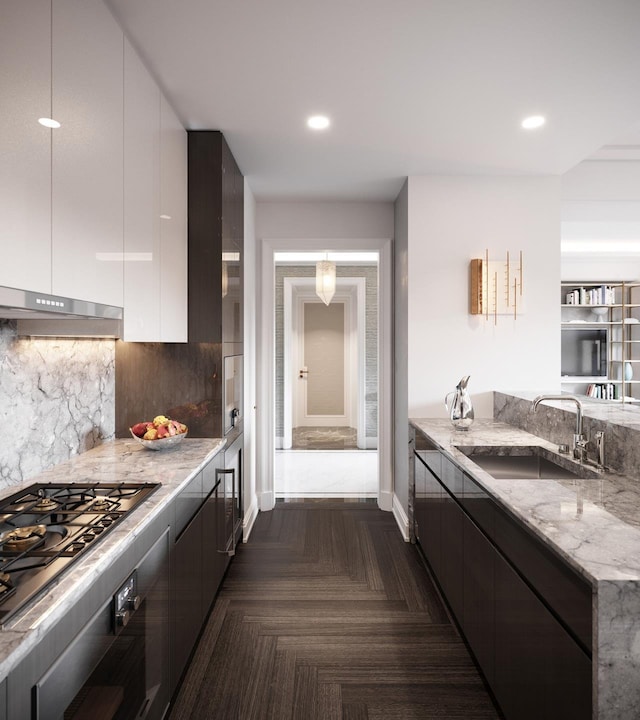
[0,437,225,681]
[411,418,640,720]
[0,321,115,489]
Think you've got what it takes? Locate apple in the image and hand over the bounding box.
[156,425,170,439]
[131,422,151,437]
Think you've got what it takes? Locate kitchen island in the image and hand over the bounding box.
[0,437,225,716]
[411,418,640,720]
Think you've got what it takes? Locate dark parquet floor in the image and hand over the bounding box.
[168,501,500,719]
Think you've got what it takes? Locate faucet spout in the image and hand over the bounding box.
[532,394,583,437]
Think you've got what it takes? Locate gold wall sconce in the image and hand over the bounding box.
[470,250,524,324]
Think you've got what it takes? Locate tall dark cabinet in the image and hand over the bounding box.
[188,130,243,351]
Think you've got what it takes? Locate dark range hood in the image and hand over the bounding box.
[0,285,123,337]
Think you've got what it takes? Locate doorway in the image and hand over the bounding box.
[272,255,380,500]
[283,277,366,449]
[257,241,393,511]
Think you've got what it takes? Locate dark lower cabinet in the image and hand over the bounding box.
[171,451,228,693]
[171,508,204,690]
[412,434,592,720]
[494,554,592,720]
[462,517,495,688]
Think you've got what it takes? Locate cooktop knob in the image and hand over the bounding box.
[115,608,130,628]
[127,595,141,611]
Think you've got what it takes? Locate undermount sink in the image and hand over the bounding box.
[455,445,598,480]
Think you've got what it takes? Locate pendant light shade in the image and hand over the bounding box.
[316,260,336,306]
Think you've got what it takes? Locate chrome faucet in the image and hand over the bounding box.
[532,394,585,461]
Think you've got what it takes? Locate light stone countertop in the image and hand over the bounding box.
[410,418,640,720]
[410,418,640,584]
[0,437,225,681]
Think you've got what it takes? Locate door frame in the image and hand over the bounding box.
[257,238,393,512]
[283,277,366,449]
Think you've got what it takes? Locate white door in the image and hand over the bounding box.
[294,296,352,428]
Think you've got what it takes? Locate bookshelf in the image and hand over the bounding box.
[560,281,640,403]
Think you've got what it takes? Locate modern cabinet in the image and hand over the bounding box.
[561,281,640,402]
[0,0,52,294]
[123,38,161,340]
[170,450,226,692]
[51,0,124,308]
[159,96,188,342]
[412,432,592,720]
[188,131,244,347]
[224,433,244,551]
[123,43,188,343]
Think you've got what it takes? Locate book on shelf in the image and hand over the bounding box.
[565,285,615,306]
[586,382,617,399]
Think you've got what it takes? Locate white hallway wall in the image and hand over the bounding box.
[395,175,561,515]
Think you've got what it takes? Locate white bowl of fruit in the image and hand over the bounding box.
[130,415,188,450]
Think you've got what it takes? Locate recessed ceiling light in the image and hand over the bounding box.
[38,117,61,129]
[521,115,546,130]
[307,115,330,130]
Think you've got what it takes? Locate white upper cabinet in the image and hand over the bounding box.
[0,1,52,293]
[123,39,161,341]
[160,96,188,342]
[51,0,124,307]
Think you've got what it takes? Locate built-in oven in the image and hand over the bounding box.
[224,354,243,434]
[32,529,169,720]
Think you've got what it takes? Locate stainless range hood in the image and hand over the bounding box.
[0,286,123,337]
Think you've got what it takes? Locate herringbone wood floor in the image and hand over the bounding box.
[168,501,500,719]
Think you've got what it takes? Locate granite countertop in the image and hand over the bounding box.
[0,437,225,680]
[410,418,640,585]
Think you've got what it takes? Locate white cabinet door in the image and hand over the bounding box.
[0,1,52,293]
[123,38,161,341]
[52,0,124,307]
[160,96,188,342]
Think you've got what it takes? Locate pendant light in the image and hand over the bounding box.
[316,256,336,306]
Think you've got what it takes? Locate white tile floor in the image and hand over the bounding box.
[275,450,378,498]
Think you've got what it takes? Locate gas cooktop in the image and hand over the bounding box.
[0,482,160,625]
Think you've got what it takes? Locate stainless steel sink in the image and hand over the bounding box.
[455,445,598,480]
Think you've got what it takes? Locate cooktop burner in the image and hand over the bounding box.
[0,482,159,625]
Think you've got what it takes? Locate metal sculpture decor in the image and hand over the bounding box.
[470,249,524,325]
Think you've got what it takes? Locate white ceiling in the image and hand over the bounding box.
[105,0,640,202]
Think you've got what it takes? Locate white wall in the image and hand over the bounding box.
[407,176,561,419]
[256,201,394,240]
[561,161,640,281]
[243,180,258,539]
[394,181,409,513]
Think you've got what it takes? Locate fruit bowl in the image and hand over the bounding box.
[130,428,187,450]
[129,415,189,450]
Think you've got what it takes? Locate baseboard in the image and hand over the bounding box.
[378,489,393,512]
[275,436,283,450]
[365,437,378,449]
[392,494,410,542]
[242,497,259,542]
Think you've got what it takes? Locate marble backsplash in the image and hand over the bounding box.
[494,390,640,478]
[0,320,115,488]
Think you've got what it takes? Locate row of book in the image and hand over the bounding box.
[565,285,616,306]
[586,383,618,399]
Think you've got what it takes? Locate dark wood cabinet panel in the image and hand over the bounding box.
[187,130,243,345]
[494,554,592,720]
[492,502,592,654]
[414,452,442,581]
[171,509,204,690]
[411,434,593,720]
[463,517,496,689]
